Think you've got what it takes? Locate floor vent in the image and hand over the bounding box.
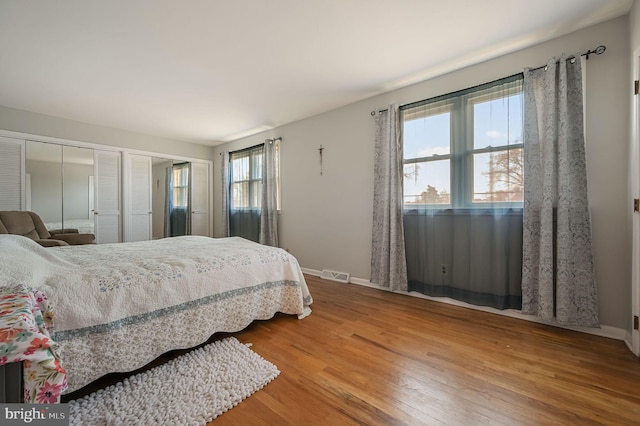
[320,269,350,283]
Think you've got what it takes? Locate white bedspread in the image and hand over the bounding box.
[0,235,312,393]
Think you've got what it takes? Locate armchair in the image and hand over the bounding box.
[0,211,95,247]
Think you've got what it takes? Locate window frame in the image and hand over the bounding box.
[402,75,524,210]
[403,101,454,208]
[228,142,281,212]
[171,163,190,209]
[229,145,263,211]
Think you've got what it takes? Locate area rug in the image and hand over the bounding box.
[68,337,280,425]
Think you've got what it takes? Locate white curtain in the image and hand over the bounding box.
[220,151,230,237]
[370,104,408,292]
[522,54,599,327]
[260,139,279,247]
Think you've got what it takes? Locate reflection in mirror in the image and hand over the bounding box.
[168,162,190,237]
[63,146,95,234]
[25,141,62,227]
[152,158,173,239]
[152,159,192,238]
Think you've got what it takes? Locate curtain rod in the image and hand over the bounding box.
[527,44,606,72]
[370,44,607,117]
[219,137,282,155]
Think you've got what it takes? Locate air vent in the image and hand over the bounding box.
[320,269,350,283]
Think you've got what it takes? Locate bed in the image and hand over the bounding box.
[0,234,313,395]
[44,218,95,234]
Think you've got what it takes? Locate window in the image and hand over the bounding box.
[402,75,523,209]
[172,163,190,208]
[229,143,281,211]
[230,145,263,210]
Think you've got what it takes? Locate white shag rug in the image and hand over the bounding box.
[68,337,280,425]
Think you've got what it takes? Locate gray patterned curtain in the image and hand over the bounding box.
[370,104,408,292]
[259,139,279,247]
[220,151,230,237]
[522,55,599,327]
[163,165,172,238]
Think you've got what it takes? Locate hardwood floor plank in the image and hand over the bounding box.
[215,275,640,425]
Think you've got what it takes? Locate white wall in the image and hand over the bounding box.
[632,0,640,50]
[213,16,631,330]
[0,105,214,161]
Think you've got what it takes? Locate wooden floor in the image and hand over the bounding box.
[66,275,640,425]
[213,275,640,425]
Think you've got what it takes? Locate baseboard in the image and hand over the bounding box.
[300,267,322,277]
[624,331,633,353]
[302,268,629,343]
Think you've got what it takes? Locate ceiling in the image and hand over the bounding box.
[0,1,633,146]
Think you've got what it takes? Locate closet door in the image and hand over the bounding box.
[0,136,24,211]
[63,146,94,234]
[190,162,210,236]
[25,141,62,228]
[94,150,121,243]
[124,154,152,242]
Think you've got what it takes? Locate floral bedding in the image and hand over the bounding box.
[0,284,67,403]
[0,235,312,394]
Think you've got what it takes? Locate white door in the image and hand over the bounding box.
[190,162,210,236]
[124,154,152,242]
[94,150,121,244]
[0,136,24,210]
[632,50,640,357]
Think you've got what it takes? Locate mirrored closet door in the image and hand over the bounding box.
[25,141,121,243]
[25,141,97,237]
[63,146,94,234]
[24,140,210,243]
[25,141,63,230]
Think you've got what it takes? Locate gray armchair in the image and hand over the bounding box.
[0,211,95,247]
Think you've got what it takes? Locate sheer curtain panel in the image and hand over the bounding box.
[402,76,524,309]
[522,55,599,327]
[370,104,408,292]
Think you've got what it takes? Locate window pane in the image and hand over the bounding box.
[403,160,450,205]
[251,154,263,180]
[231,182,249,208]
[173,187,187,207]
[473,93,523,149]
[231,156,249,181]
[473,148,523,202]
[403,112,450,159]
[173,166,189,186]
[251,181,262,209]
